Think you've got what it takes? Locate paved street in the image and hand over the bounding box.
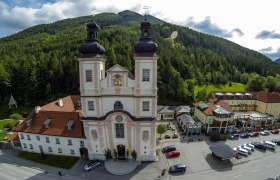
[1,130,280,180]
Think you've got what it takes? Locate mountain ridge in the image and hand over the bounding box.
[0,10,279,105]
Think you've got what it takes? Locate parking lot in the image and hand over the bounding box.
[160,127,280,175]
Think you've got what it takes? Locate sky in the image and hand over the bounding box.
[0,0,280,60]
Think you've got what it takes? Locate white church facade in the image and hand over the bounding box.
[11,19,159,161]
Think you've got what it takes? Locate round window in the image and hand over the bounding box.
[116,115,123,122]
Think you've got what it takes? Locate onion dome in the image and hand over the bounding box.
[78,21,105,57]
[134,20,158,56]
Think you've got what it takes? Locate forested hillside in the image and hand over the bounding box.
[0,10,280,106]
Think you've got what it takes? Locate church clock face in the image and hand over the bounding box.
[116,115,123,122]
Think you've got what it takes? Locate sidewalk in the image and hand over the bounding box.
[0,149,86,179]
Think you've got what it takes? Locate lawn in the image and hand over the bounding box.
[0,133,12,141]
[18,151,79,169]
[194,82,246,97]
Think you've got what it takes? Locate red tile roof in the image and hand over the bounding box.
[41,95,81,112]
[15,110,83,138]
[203,100,233,115]
[10,132,20,142]
[194,101,204,106]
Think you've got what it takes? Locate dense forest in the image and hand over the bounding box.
[0,10,280,106]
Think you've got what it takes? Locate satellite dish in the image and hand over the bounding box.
[170,31,178,40]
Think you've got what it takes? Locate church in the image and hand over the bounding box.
[11,18,159,161]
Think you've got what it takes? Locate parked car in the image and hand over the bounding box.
[245,143,255,149]
[276,174,280,180]
[237,146,251,154]
[271,129,279,134]
[261,140,277,150]
[241,144,254,152]
[162,145,176,153]
[230,133,239,140]
[251,142,267,152]
[165,134,171,139]
[260,130,269,136]
[169,164,187,173]
[271,139,280,145]
[249,131,259,137]
[84,160,101,171]
[166,150,180,158]
[240,132,249,138]
[233,147,249,156]
[234,153,242,159]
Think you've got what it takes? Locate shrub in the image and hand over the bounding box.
[131,150,137,160]
[104,149,112,160]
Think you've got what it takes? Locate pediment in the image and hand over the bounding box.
[106,64,129,73]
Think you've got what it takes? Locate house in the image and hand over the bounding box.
[157,106,191,120]
[12,96,86,157]
[208,91,279,128]
[177,114,201,135]
[194,100,235,134]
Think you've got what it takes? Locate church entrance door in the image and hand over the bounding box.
[117,144,125,159]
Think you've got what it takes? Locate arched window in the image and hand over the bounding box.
[142,131,149,141]
[114,101,123,110]
[91,130,98,140]
[113,74,122,86]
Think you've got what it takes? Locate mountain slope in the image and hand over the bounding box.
[275,58,280,64]
[0,10,279,105]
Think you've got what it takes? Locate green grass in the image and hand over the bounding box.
[18,151,79,169]
[194,82,246,97]
[0,133,12,141]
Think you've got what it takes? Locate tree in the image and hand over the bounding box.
[9,113,23,120]
[265,76,277,92]
[196,88,208,102]
[157,124,167,138]
[240,73,250,84]
[246,74,265,91]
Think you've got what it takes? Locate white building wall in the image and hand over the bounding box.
[101,97,135,116]
[18,132,85,157]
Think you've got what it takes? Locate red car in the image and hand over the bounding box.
[271,129,279,134]
[166,150,180,158]
[249,131,259,137]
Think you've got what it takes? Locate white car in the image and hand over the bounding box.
[246,143,255,149]
[238,145,251,154]
[261,140,277,150]
[242,144,254,152]
[233,147,249,156]
[260,130,269,136]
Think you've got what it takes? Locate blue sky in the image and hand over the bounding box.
[0,0,279,60]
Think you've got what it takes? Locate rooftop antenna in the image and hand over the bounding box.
[143,5,151,20]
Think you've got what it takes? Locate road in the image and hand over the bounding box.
[0,157,74,180]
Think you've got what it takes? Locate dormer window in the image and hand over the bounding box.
[44,118,52,128]
[26,119,32,127]
[67,120,74,131]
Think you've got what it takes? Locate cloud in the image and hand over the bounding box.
[0,0,111,38]
[259,47,280,60]
[185,16,244,38]
[255,30,280,39]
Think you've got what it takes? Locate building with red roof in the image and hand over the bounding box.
[194,100,234,134]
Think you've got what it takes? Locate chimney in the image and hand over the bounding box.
[35,106,41,113]
[58,99,63,107]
